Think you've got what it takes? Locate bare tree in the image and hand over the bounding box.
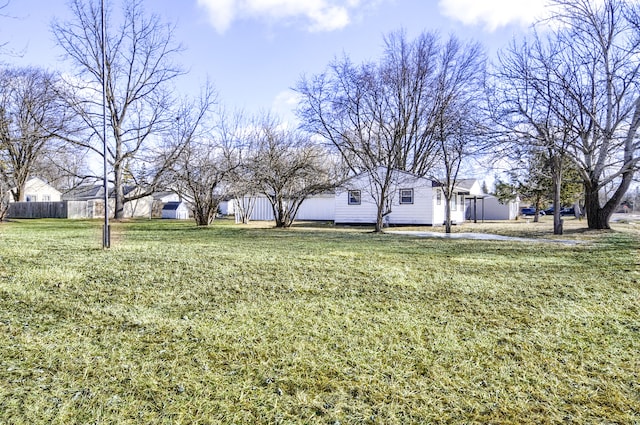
[245,114,344,228]
[34,142,89,191]
[297,30,485,232]
[496,0,640,230]
[0,67,72,201]
[0,177,8,220]
[169,101,246,227]
[0,1,11,56]
[228,143,259,225]
[52,0,185,219]
[492,36,578,233]
[427,36,486,233]
[379,30,443,176]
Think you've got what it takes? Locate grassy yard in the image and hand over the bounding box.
[0,218,638,424]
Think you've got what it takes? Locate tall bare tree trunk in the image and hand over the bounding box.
[113,161,124,220]
[584,185,609,229]
[375,202,385,233]
[444,195,452,233]
[585,169,635,230]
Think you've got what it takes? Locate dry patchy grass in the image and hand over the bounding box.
[0,218,638,424]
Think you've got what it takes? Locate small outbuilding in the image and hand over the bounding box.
[161,201,190,220]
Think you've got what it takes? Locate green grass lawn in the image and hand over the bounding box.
[0,218,638,424]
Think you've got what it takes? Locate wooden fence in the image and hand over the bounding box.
[8,201,99,219]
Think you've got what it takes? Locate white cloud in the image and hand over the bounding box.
[197,0,368,33]
[271,89,302,126]
[438,0,550,31]
[198,0,237,33]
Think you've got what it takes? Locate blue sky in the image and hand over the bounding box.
[1,0,549,120]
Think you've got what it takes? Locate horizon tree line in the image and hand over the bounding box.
[1,0,638,231]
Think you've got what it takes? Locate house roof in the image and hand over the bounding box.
[454,179,487,197]
[162,201,185,211]
[346,167,435,188]
[21,177,62,195]
[346,167,482,195]
[62,184,104,200]
[62,184,145,201]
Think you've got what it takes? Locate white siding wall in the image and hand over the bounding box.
[386,185,434,225]
[218,200,235,215]
[335,172,440,225]
[16,178,62,202]
[334,188,379,224]
[248,194,335,222]
[450,194,466,224]
[467,196,519,220]
[176,205,190,220]
[432,188,445,226]
[250,196,275,221]
[123,196,153,218]
[296,194,335,221]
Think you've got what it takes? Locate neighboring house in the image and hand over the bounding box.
[457,179,520,221]
[456,178,486,223]
[456,179,485,199]
[474,195,520,221]
[62,184,154,218]
[7,177,79,219]
[152,191,182,218]
[61,185,108,219]
[121,186,154,218]
[335,168,467,226]
[9,177,62,202]
[7,178,67,218]
[161,201,190,219]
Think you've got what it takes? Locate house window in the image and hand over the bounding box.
[42,195,51,202]
[452,194,457,211]
[436,190,441,205]
[399,188,413,204]
[348,190,361,205]
[26,194,37,202]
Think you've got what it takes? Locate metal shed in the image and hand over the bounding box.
[161,201,190,220]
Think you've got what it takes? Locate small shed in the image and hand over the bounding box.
[161,201,190,220]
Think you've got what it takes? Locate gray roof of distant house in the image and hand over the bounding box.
[62,185,141,201]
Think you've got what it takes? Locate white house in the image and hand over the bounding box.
[456,179,520,221]
[9,177,61,202]
[236,169,498,226]
[468,195,520,221]
[335,168,467,226]
[161,201,190,219]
